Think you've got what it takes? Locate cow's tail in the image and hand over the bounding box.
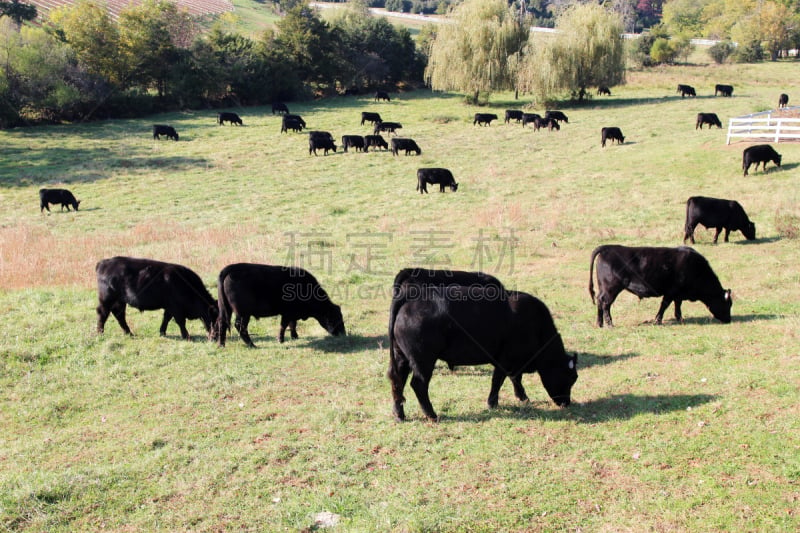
[684,198,693,240]
[588,246,605,304]
[387,271,414,379]
[217,267,233,342]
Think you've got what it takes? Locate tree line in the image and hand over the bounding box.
[0,0,423,128]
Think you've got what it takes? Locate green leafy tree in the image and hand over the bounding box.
[662,0,708,36]
[0,0,37,27]
[272,2,341,93]
[49,0,123,85]
[731,1,800,60]
[117,0,197,98]
[425,0,530,104]
[519,3,625,102]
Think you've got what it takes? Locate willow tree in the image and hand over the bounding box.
[425,0,529,103]
[518,3,625,103]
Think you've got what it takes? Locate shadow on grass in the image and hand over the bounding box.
[304,334,386,353]
[438,393,717,424]
[735,236,782,245]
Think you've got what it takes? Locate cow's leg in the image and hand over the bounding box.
[96,303,111,333]
[597,291,616,327]
[235,314,256,347]
[110,302,133,335]
[173,316,190,340]
[674,300,683,323]
[388,344,411,421]
[683,224,696,244]
[289,321,298,339]
[723,228,731,242]
[509,374,529,402]
[713,228,722,244]
[159,311,172,336]
[278,317,298,342]
[487,367,506,408]
[409,359,438,421]
[654,297,673,324]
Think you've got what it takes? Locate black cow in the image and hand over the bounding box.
[543,118,560,131]
[677,84,696,98]
[390,285,577,421]
[153,124,179,141]
[779,93,789,108]
[309,134,337,156]
[597,86,611,96]
[272,102,289,115]
[715,84,734,97]
[217,263,345,347]
[375,91,391,102]
[308,130,334,141]
[218,112,242,126]
[281,114,306,133]
[95,257,218,340]
[417,168,458,193]
[374,121,402,135]
[388,268,507,374]
[364,134,389,152]
[601,127,624,147]
[360,112,382,126]
[39,188,80,212]
[545,110,568,124]
[589,245,732,327]
[696,113,722,129]
[341,135,366,153]
[742,144,782,176]
[473,113,498,126]
[683,196,756,244]
[522,113,542,128]
[391,138,421,156]
[505,110,523,123]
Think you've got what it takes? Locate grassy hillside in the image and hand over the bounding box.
[1,59,799,531]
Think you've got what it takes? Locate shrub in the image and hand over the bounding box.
[734,40,764,63]
[708,40,735,64]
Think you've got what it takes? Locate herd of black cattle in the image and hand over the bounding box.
[36,85,791,420]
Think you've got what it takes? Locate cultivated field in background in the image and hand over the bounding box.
[1,58,799,531]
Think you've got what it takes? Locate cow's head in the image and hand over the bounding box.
[539,352,578,407]
[450,182,459,192]
[775,153,782,167]
[708,289,733,323]
[204,302,220,340]
[73,199,81,211]
[743,221,756,240]
[319,303,346,337]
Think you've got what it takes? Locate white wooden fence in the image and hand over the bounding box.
[727,114,800,144]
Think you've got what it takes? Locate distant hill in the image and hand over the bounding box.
[26,0,234,20]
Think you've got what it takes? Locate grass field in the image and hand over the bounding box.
[1,58,799,531]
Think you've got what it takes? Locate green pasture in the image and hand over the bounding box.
[1,59,799,531]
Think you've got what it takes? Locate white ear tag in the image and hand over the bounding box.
[568,360,575,370]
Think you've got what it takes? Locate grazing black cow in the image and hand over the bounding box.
[309,134,337,155]
[217,112,242,126]
[281,114,306,133]
[601,127,624,147]
[473,113,498,126]
[715,84,734,97]
[589,245,732,327]
[683,196,756,244]
[390,285,577,421]
[597,86,611,96]
[272,102,289,115]
[341,135,366,153]
[39,188,80,213]
[545,110,568,124]
[696,113,722,129]
[522,113,542,128]
[544,118,560,131]
[374,121,402,135]
[390,138,421,156]
[505,110,524,123]
[360,112,382,126]
[308,130,334,141]
[416,168,458,193]
[388,268,507,374]
[217,263,345,347]
[677,84,696,98]
[742,144,782,176]
[364,134,389,152]
[375,91,391,102]
[153,124,179,141]
[779,93,789,108]
[95,257,218,340]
